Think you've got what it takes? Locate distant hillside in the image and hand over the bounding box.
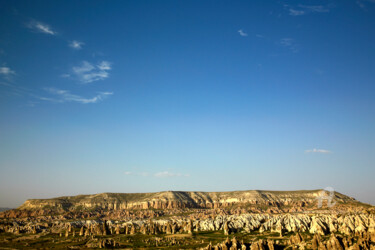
[17,189,365,211]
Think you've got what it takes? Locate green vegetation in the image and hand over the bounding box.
[0,229,299,249]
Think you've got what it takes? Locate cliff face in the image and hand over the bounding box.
[17,189,358,211]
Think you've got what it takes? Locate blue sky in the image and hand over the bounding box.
[1,0,375,207]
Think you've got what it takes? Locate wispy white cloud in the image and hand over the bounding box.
[27,20,56,35]
[69,40,84,50]
[289,9,305,16]
[280,38,294,47]
[73,61,95,74]
[238,29,248,37]
[41,88,113,104]
[72,61,112,83]
[305,148,332,154]
[0,66,16,82]
[299,5,330,13]
[124,171,132,175]
[97,61,111,70]
[286,4,330,16]
[0,66,15,76]
[154,171,190,178]
[0,75,112,105]
[280,38,299,53]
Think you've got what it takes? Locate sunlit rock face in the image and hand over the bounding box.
[13,189,360,213]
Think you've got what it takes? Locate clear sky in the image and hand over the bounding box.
[0,0,375,208]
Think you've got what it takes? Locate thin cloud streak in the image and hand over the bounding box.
[287,4,330,16]
[27,20,56,35]
[72,61,112,83]
[98,61,111,70]
[238,29,248,37]
[40,88,113,104]
[305,148,332,154]
[280,38,294,47]
[299,5,330,13]
[0,66,15,76]
[289,9,305,16]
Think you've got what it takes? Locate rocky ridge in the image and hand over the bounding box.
[16,189,362,211]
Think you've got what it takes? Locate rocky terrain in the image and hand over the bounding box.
[0,189,374,249]
[13,189,365,212]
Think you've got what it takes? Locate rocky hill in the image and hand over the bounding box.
[17,189,362,211]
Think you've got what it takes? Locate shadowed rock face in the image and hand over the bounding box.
[15,189,360,212]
